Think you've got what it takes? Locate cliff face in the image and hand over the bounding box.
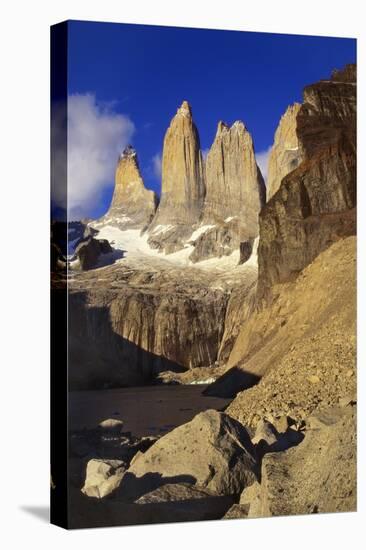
[258,64,356,299]
[96,146,157,230]
[147,101,205,253]
[68,260,230,389]
[204,121,265,226]
[187,121,265,263]
[266,103,302,201]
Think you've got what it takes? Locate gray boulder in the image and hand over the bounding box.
[82,459,126,498]
[118,410,258,501]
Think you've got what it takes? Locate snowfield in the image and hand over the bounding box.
[90,224,259,272]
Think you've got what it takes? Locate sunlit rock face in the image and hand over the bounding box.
[147,101,205,254]
[204,120,265,227]
[258,64,356,300]
[266,103,303,201]
[188,120,265,263]
[96,145,157,230]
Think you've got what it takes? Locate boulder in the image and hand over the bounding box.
[118,410,258,501]
[223,504,248,519]
[81,459,126,498]
[258,406,356,516]
[251,419,278,457]
[239,480,262,518]
[74,236,113,270]
[136,482,221,503]
[98,418,124,432]
[251,419,304,458]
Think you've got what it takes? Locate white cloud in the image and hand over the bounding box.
[152,152,162,179]
[67,93,135,218]
[256,146,272,182]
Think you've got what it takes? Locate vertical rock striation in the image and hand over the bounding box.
[148,101,205,253]
[189,121,265,263]
[203,121,265,225]
[258,64,356,299]
[266,103,302,201]
[96,146,157,230]
[68,261,230,389]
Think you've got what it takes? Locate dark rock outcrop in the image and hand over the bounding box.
[239,239,254,264]
[258,64,356,299]
[74,237,113,270]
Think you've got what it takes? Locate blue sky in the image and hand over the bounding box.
[66,20,356,219]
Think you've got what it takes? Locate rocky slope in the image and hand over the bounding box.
[210,236,356,423]
[258,64,356,299]
[266,103,302,201]
[224,402,356,519]
[95,146,157,230]
[147,101,205,253]
[254,404,356,516]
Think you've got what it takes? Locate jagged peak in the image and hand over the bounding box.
[216,121,230,136]
[331,63,356,83]
[284,102,301,115]
[231,120,246,132]
[177,100,192,118]
[119,145,137,161]
[215,120,247,138]
[275,103,302,140]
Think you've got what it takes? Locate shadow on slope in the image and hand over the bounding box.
[68,296,187,390]
[203,366,261,398]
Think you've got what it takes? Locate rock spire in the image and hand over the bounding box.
[97,145,157,230]
[266,103,303,201]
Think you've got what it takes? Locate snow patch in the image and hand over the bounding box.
[197,249,241,270]
[189,225,215,242]
[151,224,174,235]
[189,377,216,385]
[89,224,258,272]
